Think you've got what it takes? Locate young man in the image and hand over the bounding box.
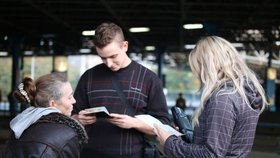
[72,22,170,158]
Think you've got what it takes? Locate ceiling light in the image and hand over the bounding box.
[24,51,34,55]
[231,43,244,48]
[40,40,44,46]
[145,46,155,51]
[247,29,261,34]
[184,44,196,49]
[0,51,8,56]
[79,48,91,53]
[183,24,203,29]
[276,41,280,46]
[129,27,150,33]
[48,40,53,46]
[82,30,95,36]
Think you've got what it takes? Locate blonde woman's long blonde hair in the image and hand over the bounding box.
[189,36,267,126]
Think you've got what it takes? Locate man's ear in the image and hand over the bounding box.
[122,41,128,51]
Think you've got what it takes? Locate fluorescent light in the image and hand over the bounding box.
[79,48,91,53]
[0,51,8,56]
[184,44,196,49]
[48,40,53,46]
[24,51,34,55]
[145,46,155,51]
[231,43,244,48]
[276,41,280,46]
[247,29,260,34]
[82,30,95,36]
[183,24,203,29]
[40,40,44,46]
[129,27,150,33]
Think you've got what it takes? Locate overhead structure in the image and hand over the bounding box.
[0,0,279,55]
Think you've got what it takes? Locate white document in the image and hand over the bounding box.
[84,106,111,117]
[135,114,183,136]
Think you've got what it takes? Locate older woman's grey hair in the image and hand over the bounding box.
[34,73,68,108]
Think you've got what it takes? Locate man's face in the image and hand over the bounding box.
[96,40,128,71]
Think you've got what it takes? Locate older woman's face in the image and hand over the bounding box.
[53,82,76,116]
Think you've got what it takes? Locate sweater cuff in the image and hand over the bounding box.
[164,135,177,156]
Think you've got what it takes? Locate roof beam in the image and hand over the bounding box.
[99,0,144,50]
[179,0,185,51]
[23,0,81,36]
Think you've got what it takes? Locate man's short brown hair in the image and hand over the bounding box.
[93,22,125,48]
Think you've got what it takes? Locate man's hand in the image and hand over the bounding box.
[107,113,138,129]
[107,113,155,135]
[72,110,97,125]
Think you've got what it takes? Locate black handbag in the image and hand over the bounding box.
[171,106,193,143]
[111,76,161,158]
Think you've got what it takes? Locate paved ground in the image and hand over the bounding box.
[249,151,280,158]
[249,135,280,158]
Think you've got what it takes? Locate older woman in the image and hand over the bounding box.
[2,73,88,158]
[155,36,267,158]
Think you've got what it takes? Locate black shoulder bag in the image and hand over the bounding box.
[111,76,161,158]
[171,106,193,143]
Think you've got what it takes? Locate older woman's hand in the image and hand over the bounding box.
[72,110,97,125]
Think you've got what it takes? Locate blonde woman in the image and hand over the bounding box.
[154,36,267,158]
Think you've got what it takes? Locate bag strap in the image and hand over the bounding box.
[112,75,162,158]
[111,75,135,116]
